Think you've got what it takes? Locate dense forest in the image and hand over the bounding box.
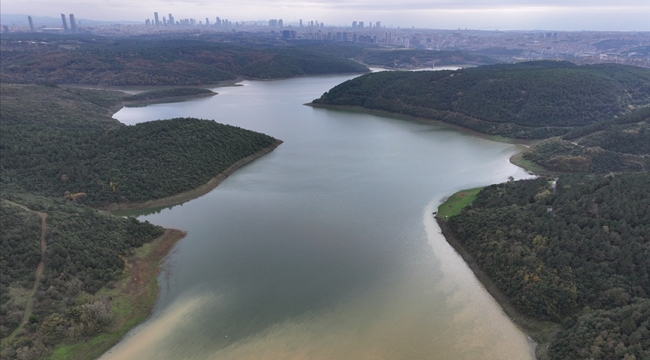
[356,49,496,68]
[1,83,278,206]
[522,107,650,173]
[0,83,281,359]
[0,193,164,359]
[0,36,369,85]
[312,61,650,139]
[442,173,650,359]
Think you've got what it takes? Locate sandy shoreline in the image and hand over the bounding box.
[435,199,558,360]
[82,106,283,358]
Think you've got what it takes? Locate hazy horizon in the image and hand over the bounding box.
[1,0,649,31]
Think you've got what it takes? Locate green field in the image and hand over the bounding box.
[436,187,483,218]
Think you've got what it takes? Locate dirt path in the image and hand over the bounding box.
[2,199,48,339]
[21,211,47,326]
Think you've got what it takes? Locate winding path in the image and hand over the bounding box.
[2,199,48,339]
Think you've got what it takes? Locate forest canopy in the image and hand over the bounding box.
[443,173,650,359]
[312,61,650,139]
[0,84,278,206]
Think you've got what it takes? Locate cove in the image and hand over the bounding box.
[102,74,535,359]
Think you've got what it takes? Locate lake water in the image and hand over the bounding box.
[103,74,535,360]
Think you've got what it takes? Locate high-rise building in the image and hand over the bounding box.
[28,16,35,32]
[278,19,283,27]
[358,21,364,28]
[376,21,381,28]
[154,12,160,26]
[352,21,357,28]
[61,14,69,33]
[299,19,303,27]
[69,14,77,33]
[206,18,209,25]
[169,14,174,25]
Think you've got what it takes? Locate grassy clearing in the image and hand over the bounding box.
[436,187,483,218]
[50,229,185,360]
[510,152,550,175]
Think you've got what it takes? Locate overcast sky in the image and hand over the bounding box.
[2,0,649,31]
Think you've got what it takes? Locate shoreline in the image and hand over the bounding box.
[435,195,559,360]
[122,92,217,107]
[307,102,550,174]
[306,102,540,147]
[102,139,283,213]
[52,229,186,360]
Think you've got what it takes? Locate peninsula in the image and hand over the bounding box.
[0,83,282,359]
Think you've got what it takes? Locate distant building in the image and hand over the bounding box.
[352,21,357,28]
[206,18,209,25]
[61,14,69,33]
[282,30,296,39]
[376,21,381,28]
[169,14,174,25]
[69,14,77,33]
[299,19,303,27]
[154,12,160,26]
[358,21,364,28]
[278,19,283,27]
[28,16,35,32]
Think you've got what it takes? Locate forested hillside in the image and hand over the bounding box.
[1,84,278,206]
[356,49,496,68]
[0,36,369,85]
[312,61,650,139]
[522,107,650,173]
[443,173,650,359]
[0,82,281,359]
[0,193,164,359]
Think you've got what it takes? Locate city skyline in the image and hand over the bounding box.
[1,0,649,31]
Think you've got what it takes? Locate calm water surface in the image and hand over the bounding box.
[103,74,535,360]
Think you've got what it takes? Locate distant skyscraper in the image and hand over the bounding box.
[69,14,77,33]
[278,19,283,27]
[376,21,381,28]
[216,17,221,26]
[359,21,364,28]
[352,21,357,28]
[61,14,69,33]
[154,12,160,26]
[206,18,209,25]
[28,16,35,32]
[299,19,303,27]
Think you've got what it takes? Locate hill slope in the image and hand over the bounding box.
[1,84,278,206]
[312,61,650,139]
[442,173,650,359]
[0,36,369,85]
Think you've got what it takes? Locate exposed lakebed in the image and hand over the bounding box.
[103,74,534,359]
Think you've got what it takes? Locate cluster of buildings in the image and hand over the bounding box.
[1,13,647,68]
[13,13,78,34]
[145,12,234,27]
